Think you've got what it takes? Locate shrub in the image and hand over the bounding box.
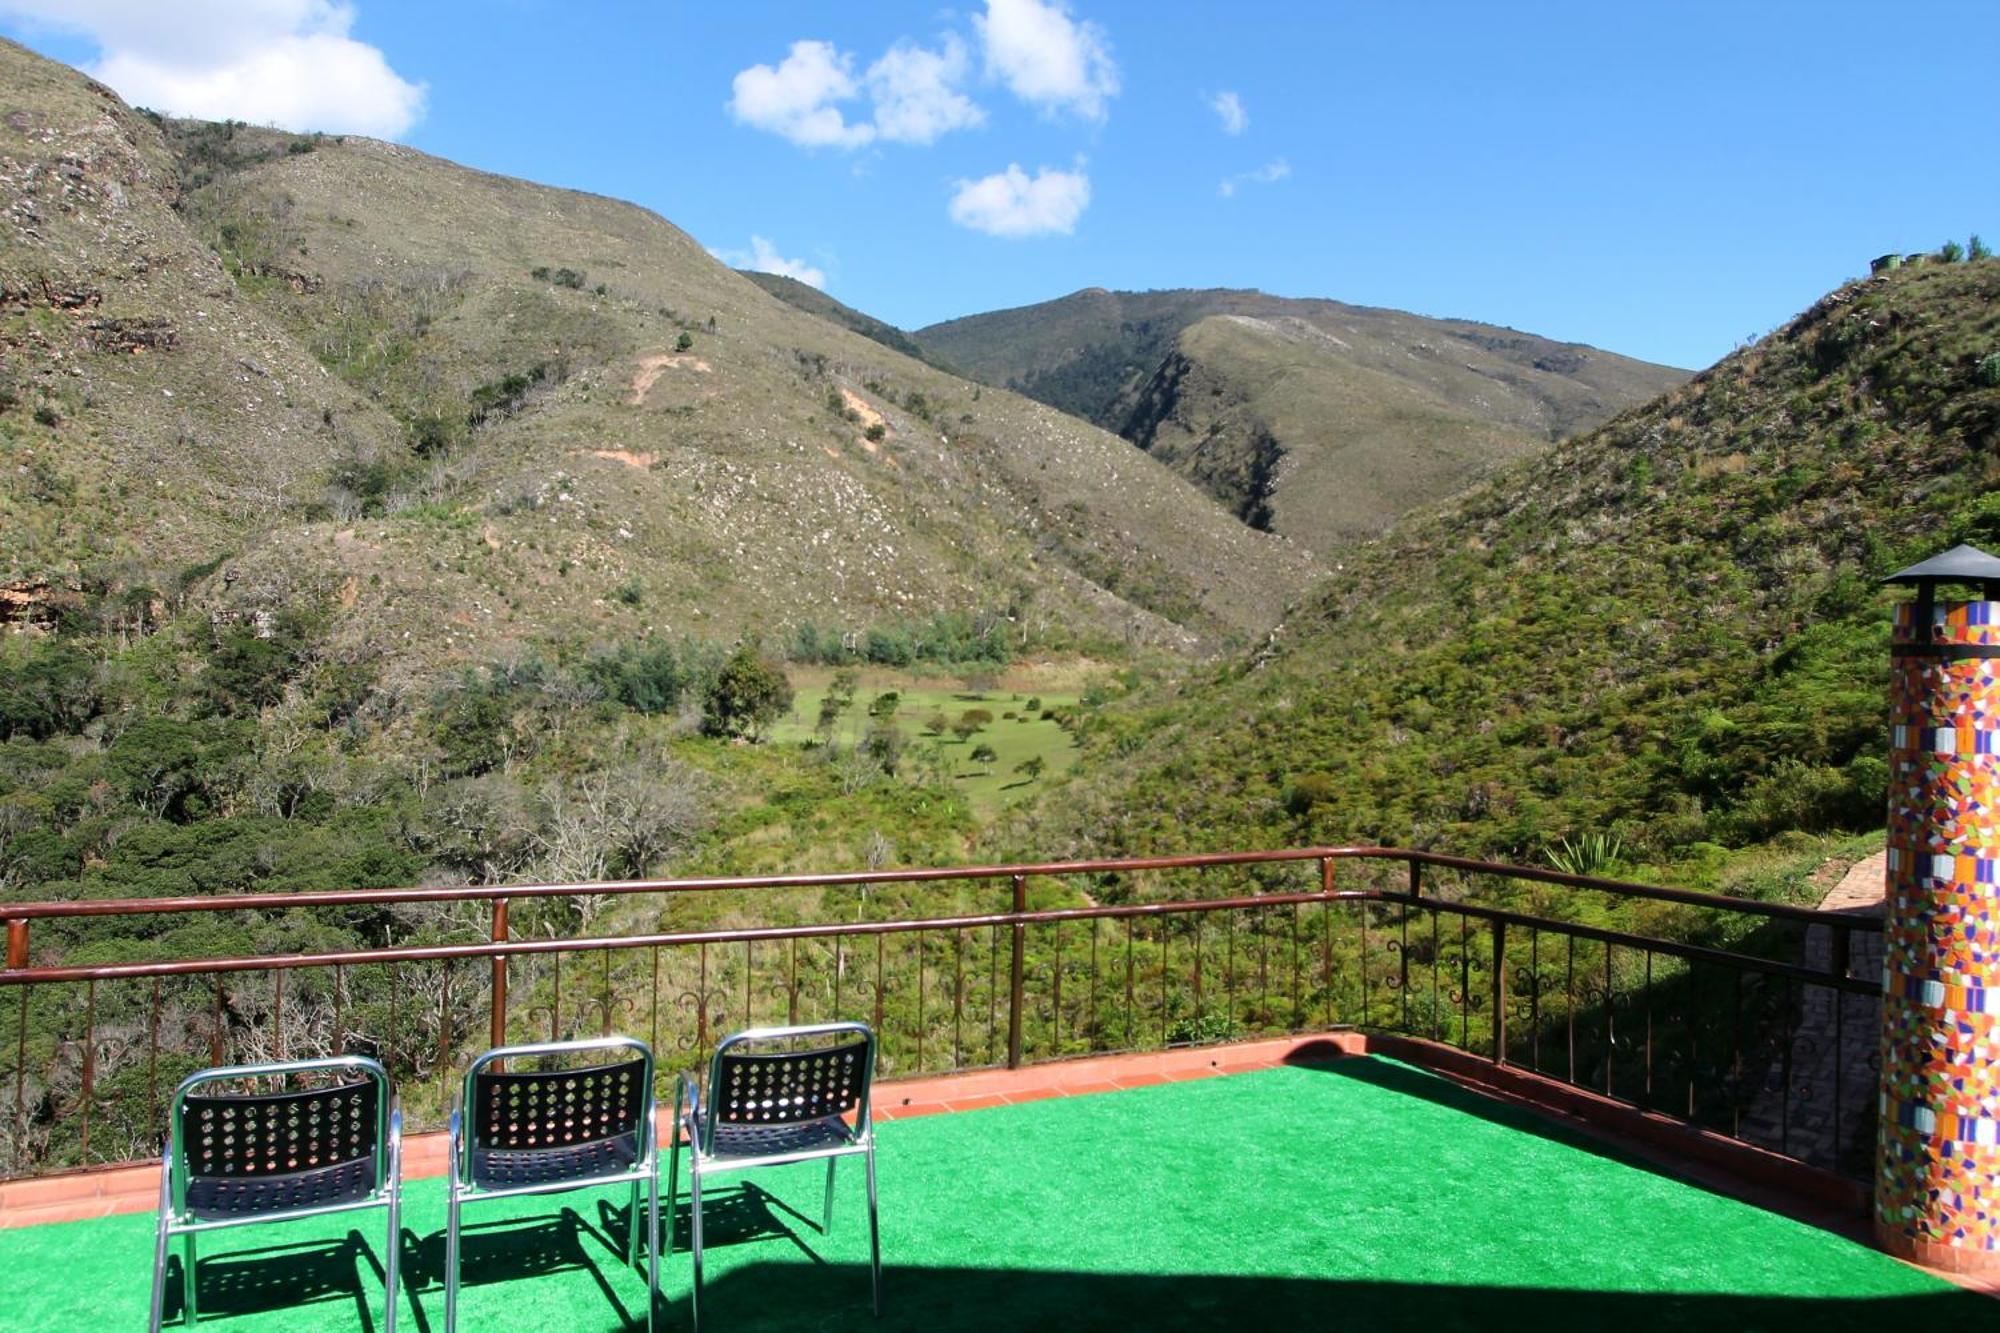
[861,719,904,773]
[1283,773,1338,816]
[1165,1013,1241,1046]
[1940,240,1965,263]
[1972,234,1993,262]
[864,423,886,442]
[970,743,998,764]
[674,331,693,352]
[1978,353,2000,388]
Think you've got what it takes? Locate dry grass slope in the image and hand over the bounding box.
[919,288,1688,555]
[0,39,1323,678]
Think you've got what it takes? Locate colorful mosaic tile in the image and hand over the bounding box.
[1880,599,2000,1256]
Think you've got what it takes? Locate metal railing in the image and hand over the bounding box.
[0,847,1882,1180]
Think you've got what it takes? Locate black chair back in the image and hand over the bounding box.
[713,1030,870,1130]
[471,1056,649,1152]
[175,1076,381,1219]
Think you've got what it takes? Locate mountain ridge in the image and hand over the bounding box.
[918,286,1689,552]
[1004,259,2000,863]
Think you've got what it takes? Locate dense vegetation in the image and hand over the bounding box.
[1009,259,2000,876]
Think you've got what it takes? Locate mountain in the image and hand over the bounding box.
[1007,259,2000,863]
[917,288,1689,552]
[0,39,1322,670]
[737,270,953,373]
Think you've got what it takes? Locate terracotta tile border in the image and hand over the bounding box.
[0,1028,1992,1301]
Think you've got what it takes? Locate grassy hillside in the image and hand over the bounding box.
[739,269,955,372]
[1007,260,2000,866]
[918,288,1687,553]
[0,39,1321,672]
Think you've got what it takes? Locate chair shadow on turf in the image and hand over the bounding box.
[160,1230,390,1331]
[400,1208,642,1333]
[635,1180,833,1265]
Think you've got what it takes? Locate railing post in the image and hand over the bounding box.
[1007,874,1027,1069]
[489,898,510,1050]
[1408,860,1422,899]
[4,919,26,971]
[1491,919,1508,1065]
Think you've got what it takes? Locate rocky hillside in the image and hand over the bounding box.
[0,39,1321,673]
[1009,259,2000,862]
[919,288,1687,553]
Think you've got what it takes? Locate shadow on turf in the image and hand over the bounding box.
[691,1263,1991,1333]
[160,1231,390,1330]
[1286,1044,1871,1229]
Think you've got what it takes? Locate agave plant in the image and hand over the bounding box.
[1544,831,1625,878]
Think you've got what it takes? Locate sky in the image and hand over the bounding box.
[1,1,1993,370]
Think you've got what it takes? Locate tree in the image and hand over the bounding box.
[970,742,998,764]
[702,643,793,740]
[923,711,951,736]
[1015,755,1046,781]
[1972,234,1993,261]
[866,690,901,719]
[816,668,859,738]
[1940,239,1965,263]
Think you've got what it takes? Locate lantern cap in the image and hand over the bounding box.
[1882,543,2000,588]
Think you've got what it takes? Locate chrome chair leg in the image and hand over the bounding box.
[865,1148,881,1317]
[444,1188,461,1333]
[182,1230,198,1326]
[646,1165,661,1333]
[688,1164,705,1333]
[823,1157,837,1232]
[149,1159,170,1333]
[668,1128,684,1248]
[627,1178,642,1268]
[383,1182,401,1333]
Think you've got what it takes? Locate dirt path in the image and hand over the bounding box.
[626,352,710,405]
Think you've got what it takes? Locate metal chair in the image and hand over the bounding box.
[668,1022,880,1330]
[149,1054,402,1332]
[446,1036,661,1332]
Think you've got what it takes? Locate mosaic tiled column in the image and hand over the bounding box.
[1877,595,2000,1271]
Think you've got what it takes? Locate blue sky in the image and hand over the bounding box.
[3,1,1993,370]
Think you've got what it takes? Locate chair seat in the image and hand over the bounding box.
[471,1130,640,1189]
[703,1115,853,1161]
[185,1157,377,1221]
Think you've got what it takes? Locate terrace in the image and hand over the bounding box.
[1,847,1993,1327]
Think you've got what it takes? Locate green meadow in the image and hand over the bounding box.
[769,670,1082,822]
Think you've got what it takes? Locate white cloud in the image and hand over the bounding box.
[711,236,828,290]
[1219,158,1290,198]
[730,34,986,150]
[949,162,1090,238]
[867,34,983,145]
[975,0,1119,121]
[1209,90,1247,135]
[728,39,875,149]
[0,0,425,137]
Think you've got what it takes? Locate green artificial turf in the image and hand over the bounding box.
[1,1058,1985,1332]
